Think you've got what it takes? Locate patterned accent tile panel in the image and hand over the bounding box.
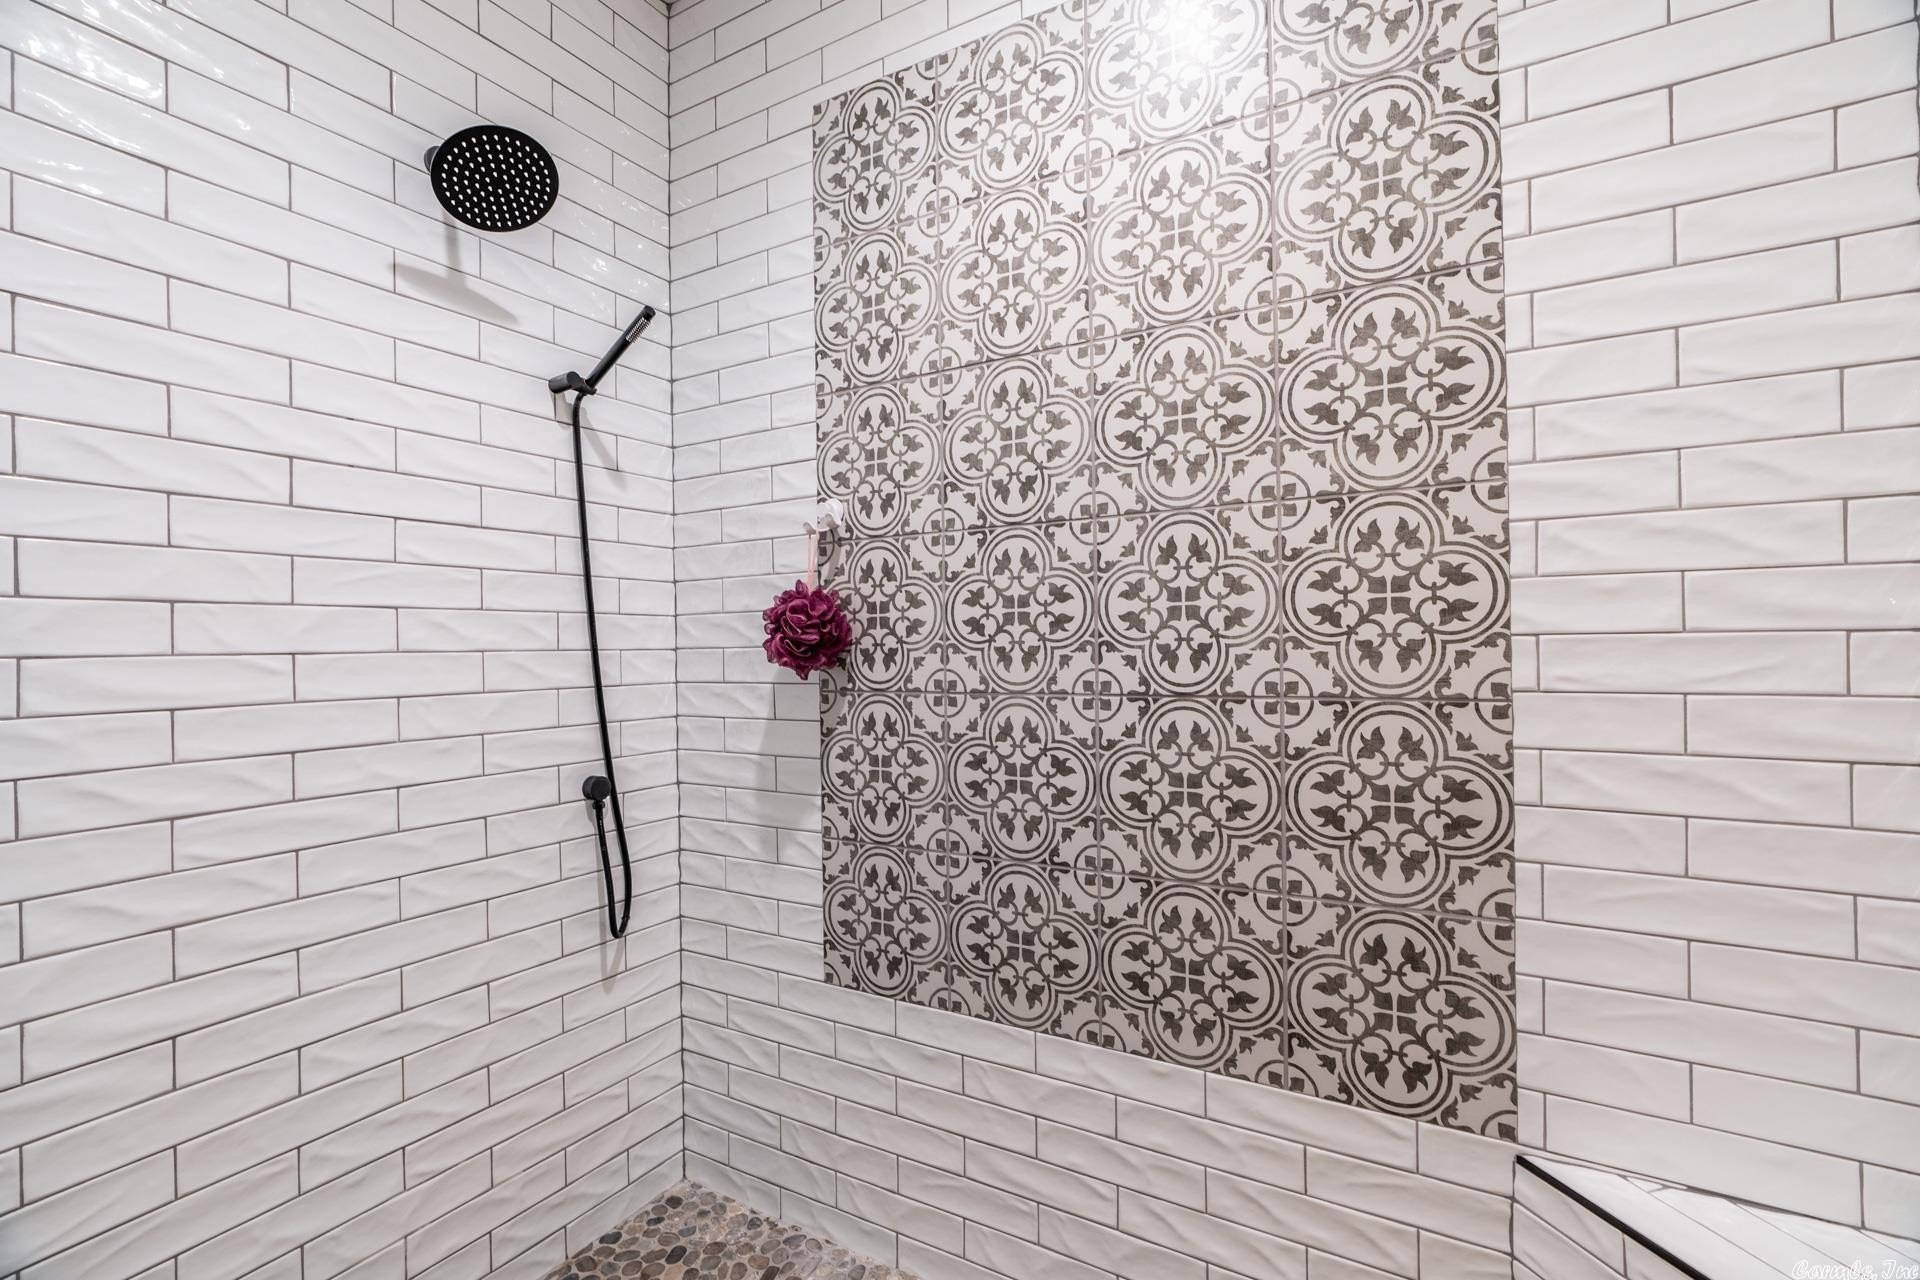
[814,0,1512,1138]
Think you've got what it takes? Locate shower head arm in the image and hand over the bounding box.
[548,304,657,397]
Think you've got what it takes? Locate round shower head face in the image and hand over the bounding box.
[427,125,559,232]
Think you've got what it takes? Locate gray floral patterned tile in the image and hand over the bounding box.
[1270,0,1499,105]
[830,535,943,690]
[816,227,939,390]
[1092,877,1290,1073]
[831,522,1105,694]
[1279,697,1512,918]
[951,859,1107,1028]
[943,349,1100,527]
[1275,268,1505,497]
[1087,117,1275,332]
[922,9,1089,206]
[818,377,948,537]
[1089,311,1280,514]
[812,0,1513,1140]
[1098,506,1283,699]
[1098,696,1285,887]
[814,64,944,244]
[1279,482,1508,703]
[1282,899,1517,1139]
[947,693,1104,861]
[823,840,956,1000]
[948,522,1102,692]
[920,182,1092,371]
[1272,51,1502,289]
[821,688,951,850]
[1082,0,1270,151]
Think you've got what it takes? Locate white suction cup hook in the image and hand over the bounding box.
[807,499,848,535]
[803,500,847,586]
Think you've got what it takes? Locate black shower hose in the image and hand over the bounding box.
[567,390,633,939]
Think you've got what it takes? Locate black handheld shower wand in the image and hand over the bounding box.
[422,120,657,941]
[549,305,655,397]
[553,304,658,939]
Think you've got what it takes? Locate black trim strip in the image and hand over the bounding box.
[1515,1154,1712,1280]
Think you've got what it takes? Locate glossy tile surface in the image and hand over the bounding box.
[816,0,1510,1137]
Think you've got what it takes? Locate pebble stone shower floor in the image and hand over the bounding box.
[542,1183,914,1280]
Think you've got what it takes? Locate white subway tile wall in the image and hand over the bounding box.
[0,4,684,1280]
[1506,0,1920,1241]
[668,3,1920,1280]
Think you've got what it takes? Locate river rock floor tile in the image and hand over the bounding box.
[543,1181,915,1280]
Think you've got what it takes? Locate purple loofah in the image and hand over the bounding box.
[762,580,852,678]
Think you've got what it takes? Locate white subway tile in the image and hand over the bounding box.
[1686,564,1920,629]
[1542,1096,1861,1225]
[171,67,392,198]
[171,282,396,379]
[17,756,293,839]
[0,351,169,434]
[1690,819,1920,896]
[1207,1168,1417,1277]
[1540,750,1851,824]
[0,109,166,214]
[1856,764,1920,834]
[1515,920,1688,997]
[1843,224,1920,301]
[1531,113,1833,231]
[1510,453,1678,519]
[1119,1189,1304,1280]
[1674,24,1918,140]
[1691,695,1920,764]
[1693,943,1920,1038]
[1527,0,1829,118]
[1498,0,1668,69]
[1695,1067,1920,1174]
[1305,1149,1511,1251]
[1684,426,1920,505]
[24,855,295,959]
[1544,865,1855,956]
[0,709,171,783]
[1546,980,1857,1089]
[16,301,289,402]
[1538,502,1840,574]
[0,4,166,104]
[15,60,288,204]
[1539,632,1847,693]
[25,1056,297,1198]
[0,1152,174,1276]
[0,472,157,546]
[1507,211,1674,296]
[1513,573,1683,633]
[1838,90,1920,167]
[1682,294,1920,384]
[179,884,400,976]
[27,956,299,1077]
[176,973,398,1085]
[1513,693,1685,752]
[0,227,167,323]
[1533,243,1834,347]
[1852,632,1920,695]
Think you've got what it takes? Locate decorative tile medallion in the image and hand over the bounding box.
[816,0,1511,1138]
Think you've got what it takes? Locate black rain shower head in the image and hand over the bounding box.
[425,124,558,232]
